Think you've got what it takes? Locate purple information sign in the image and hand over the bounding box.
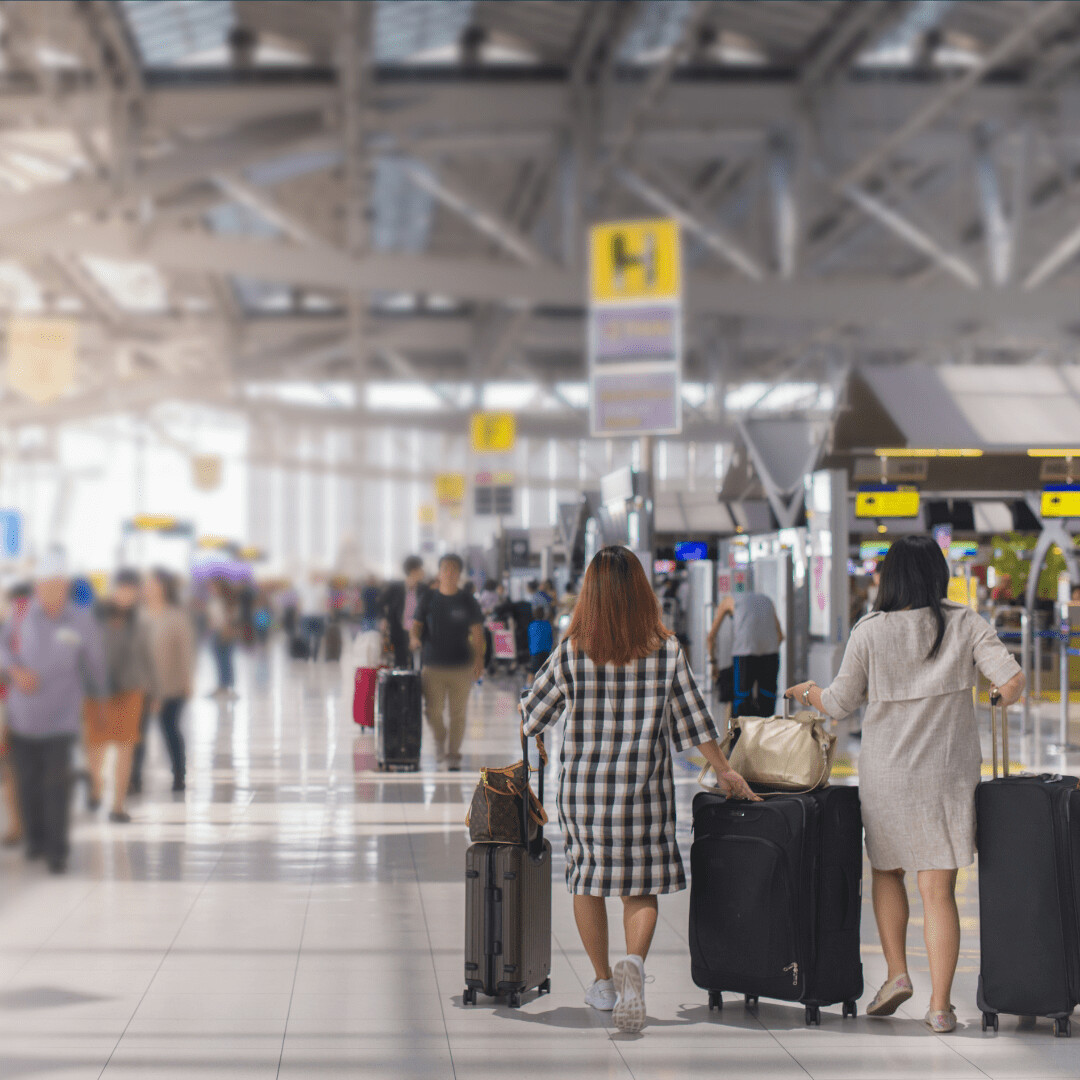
[591,369,680,434]
[592,305,678,361]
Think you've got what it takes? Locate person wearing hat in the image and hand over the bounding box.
[0,549,106,873]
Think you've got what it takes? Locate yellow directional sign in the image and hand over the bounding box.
[418,504,436,526]
[855,487,921,519]
[435,473,466,504]
[7,316,77,404]
[1042,486,1080,518]
[470,411,516,453]
[132,514,180,532]
[589,218,681,302]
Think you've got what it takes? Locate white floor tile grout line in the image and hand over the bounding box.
[402,779,458,1080]
[273,794,331,1080]
[91,788,255,1079]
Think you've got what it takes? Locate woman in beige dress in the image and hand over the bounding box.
[786,535,1023,1033]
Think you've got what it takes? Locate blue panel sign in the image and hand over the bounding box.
[0,510,22,558]
[674,541,708,562]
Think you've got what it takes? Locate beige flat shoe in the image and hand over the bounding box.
[866,973,913,1017]
[925,1005,957,1033]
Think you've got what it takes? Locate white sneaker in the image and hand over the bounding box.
[612,955,646,1033]
[584,978,617,1011]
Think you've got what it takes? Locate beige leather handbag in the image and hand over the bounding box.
[699,700,836,794]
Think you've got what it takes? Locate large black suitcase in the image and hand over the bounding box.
[464,731,552,1008]
[976,694,1080,1037]
[375,669,422,771]
[690,785,864,1025]
[323,621,343,662]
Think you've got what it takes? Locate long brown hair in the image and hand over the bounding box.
[567,546,672,665]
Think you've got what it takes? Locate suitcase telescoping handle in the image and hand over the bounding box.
[519,724,546,855]
[989,688,1009,780]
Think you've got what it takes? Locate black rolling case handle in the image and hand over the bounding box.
[989,688,1009,780]
[519,720,547,857]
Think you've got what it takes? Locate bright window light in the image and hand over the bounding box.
[81,256,169,313]
[726,382,834,413]
[244,383,356,408]
[682,383,707,408]
[0,262,44,312]
[482,383,539,410]
[554,383,589,408]
[366,383,445,411]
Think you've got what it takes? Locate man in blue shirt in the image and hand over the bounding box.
[525,606,554,687]
[0,552,106,873]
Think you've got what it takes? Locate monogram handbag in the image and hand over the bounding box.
[700,699,836,794]
[467,736,548,845]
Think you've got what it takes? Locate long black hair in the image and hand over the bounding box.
[873,535,951,660]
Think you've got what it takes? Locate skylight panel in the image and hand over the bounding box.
[81,256,169,313]
[120,0,235,67]
[375,0,475,64]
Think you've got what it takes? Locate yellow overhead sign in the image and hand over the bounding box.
[1042,486,1080,518]
[470,411,516,453]
[197,536,232,550]
[855,487,921,519]
[7,316,77,404]
[418,504,436,526]
[132,514,179,532]
[435,473,466,504]
[589,218,681,303]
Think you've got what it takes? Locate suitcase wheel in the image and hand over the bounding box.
[538,978,551,995]
[1055,1017,1071,1038]
[508,992,522,1009]
[981,1011,998,1033]
[744,995,758,1009]
[805,1005,821,1026]
[708,991,723,1012]
[843,1000,858,1019]
[463,988,476,1006]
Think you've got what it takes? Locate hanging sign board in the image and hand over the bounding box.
[6,316,77,404]
[588,218,682,437]
[1042,485,1080,518]
[470,412,516,453]
[0,509,21,558]
[435,473,466,505]
[855,485,921,519]
[192,454,223,492]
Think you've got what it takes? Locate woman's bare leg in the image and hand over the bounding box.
[86,744,105,803]
[112,743,134,814]
[919,869,960,1012]
[622,895,658,961]
[872,868,910,980]
[573,895,612,981]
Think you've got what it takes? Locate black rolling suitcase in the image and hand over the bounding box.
[288,634,310,660]
[463,731,552,1008]
[690,785,864,1025]
[976,693,1080,1038]
[375,669,422,771]
[323,621,343,662]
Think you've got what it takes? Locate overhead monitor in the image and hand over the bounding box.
[859,541,891,561]
[674,541,708,562]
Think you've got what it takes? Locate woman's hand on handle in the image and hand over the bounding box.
[784,681,824,713]
[696,739,762,802]
[715,768,761,802]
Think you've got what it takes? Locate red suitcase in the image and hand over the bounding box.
[353,667,380,727]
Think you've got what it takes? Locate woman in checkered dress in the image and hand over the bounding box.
[521,546,757,1033]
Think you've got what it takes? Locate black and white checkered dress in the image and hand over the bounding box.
[521,636,720,897]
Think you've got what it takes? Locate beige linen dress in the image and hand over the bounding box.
[819,602,1021,872]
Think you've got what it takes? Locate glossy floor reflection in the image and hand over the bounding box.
[0,643,1077,1079]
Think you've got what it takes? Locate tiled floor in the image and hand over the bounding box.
[0,643,1078,1079]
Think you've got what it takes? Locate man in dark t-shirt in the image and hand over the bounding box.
[410,553,484,769]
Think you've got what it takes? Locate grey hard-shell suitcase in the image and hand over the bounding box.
[976,693,1080,1037]
[463,731,552,1007]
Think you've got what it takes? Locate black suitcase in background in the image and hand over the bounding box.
[690,785,864,1025]
[289,635,310,660]
[323,621,343,662]
[375,669,422,771]
[976,694,1080,1037]
[464,731,552,1007]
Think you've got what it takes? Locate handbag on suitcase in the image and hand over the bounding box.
[976,692,1080,1038]
[463,729,552,1008]
[689,785,864,1025]
[375,669,422,771]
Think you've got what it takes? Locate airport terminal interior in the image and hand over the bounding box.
[1,0,1080,1077]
